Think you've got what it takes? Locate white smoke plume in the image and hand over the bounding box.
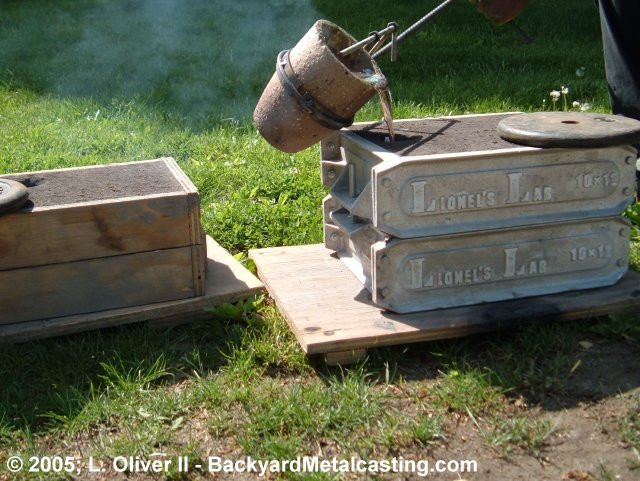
[1,0,320,126]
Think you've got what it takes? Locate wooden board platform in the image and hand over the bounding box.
[250,244,640,364]
[0,237,263,343]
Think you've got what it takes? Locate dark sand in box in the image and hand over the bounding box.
[349,114,521,156]
[7,161,183,208]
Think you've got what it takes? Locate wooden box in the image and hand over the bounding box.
[0,158,206,324]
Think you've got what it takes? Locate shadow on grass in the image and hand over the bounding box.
[0,317,245,433]
[342,313,640,412]
[0,306,638,441]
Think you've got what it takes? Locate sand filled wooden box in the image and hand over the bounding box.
[0,158,206,324]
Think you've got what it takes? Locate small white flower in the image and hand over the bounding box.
[572,101,581,108]
[550,90,561,101]
[561,86,569,95]
[580,102,591,111]
[576,67,586,78]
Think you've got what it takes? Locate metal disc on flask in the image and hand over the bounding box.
[0,179,29,214]
[497,112,640,148]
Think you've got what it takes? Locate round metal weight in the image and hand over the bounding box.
[497,112,640,148]
[0,178,29,214]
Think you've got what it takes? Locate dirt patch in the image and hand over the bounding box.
[416,394,638,481]
[5,161,183,208]
[349,114,522,156]
[414,340,640,481]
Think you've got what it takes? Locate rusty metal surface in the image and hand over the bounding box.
[254,20,378,153]
[370,217,630,313]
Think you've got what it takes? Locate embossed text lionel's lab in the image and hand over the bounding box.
[372,149,635,237]
[369,217,630,313]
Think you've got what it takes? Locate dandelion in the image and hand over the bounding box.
[576,66,586,78]
[550,90,560,111]
[542,98,547,111]
[580,102,591,111]
[561,86,569,111]
[572,101,581,109]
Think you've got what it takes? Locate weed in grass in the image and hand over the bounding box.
[484,416,556,460]
[624,203,640,242]
[630,241,640,271]
[430,368,506,417]
[411,415,446,446]
[593,463,617,481]
[620,395,640,452]
[237,368,385,457]
[99,354,171,393]
[205,295,264,322]
[589,314,640,344]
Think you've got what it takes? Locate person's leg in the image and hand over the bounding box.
[597,0,640,120]
[596,1,640,194]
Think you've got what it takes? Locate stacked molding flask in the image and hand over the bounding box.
[321,113,637,314]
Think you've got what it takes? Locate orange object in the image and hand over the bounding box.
[470,0,530,25]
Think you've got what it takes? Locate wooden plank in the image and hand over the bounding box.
[0,194,201,270]
[0,237,264,342]
[249,244,640,357]
[324,349,367,366]
[0,158,204,271]
[2,158,172,178]
[1,245,201,324]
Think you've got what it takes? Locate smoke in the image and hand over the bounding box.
[2,0,320,127]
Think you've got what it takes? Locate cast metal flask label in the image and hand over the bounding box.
[371,145,636,237]
[371,217,630,313]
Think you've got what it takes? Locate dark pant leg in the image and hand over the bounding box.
[596,0,640,121]
[596,1,640,193]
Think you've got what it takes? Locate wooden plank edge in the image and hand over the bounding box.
[303,274,640,355]
[249,248,311,354]
[0,236,264,343]
[2,158,166,177]
[324,349,367,366]
[162,157,198,194]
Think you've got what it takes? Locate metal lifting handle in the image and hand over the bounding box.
[372,0,458,59]
[338,0,458,60]
[339,22,398,57]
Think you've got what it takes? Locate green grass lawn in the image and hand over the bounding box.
[1,1,639,480]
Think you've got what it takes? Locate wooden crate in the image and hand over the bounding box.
[0,158,206,323]
[0,236,264,343]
